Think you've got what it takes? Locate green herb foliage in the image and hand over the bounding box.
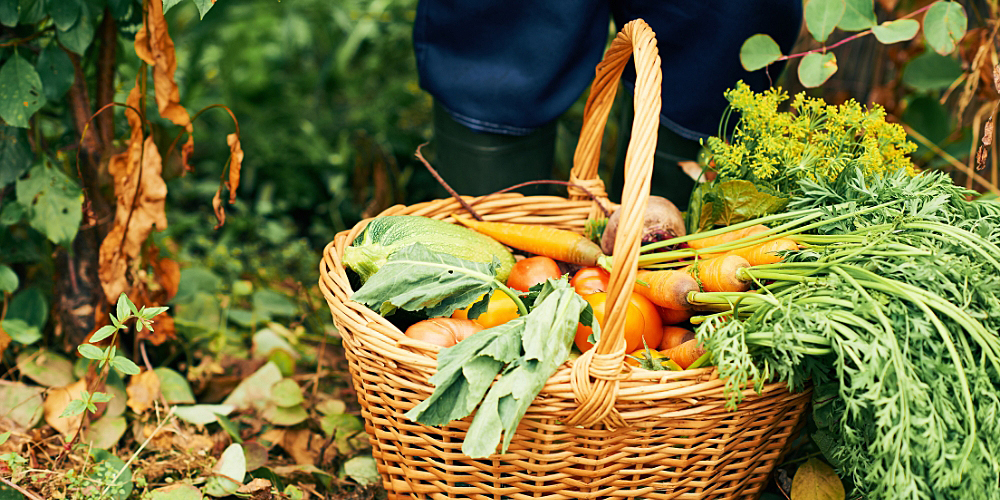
[693,167,1000,499]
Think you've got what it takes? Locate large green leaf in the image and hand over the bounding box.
[15,162,84,246]
[805,0,845,43]
[923,1,967,55]
[340,456,379,486]
[2,319,40,345]
[0,53,46,128]
[36,44,74,101]
[798,52,839,88]
[0,0,18,27]
[351,242,500,318]
[739,34,783,72]
[837,0,875,31]
[57,2,94,55]
[7,285,47,328]
[0,125,32,186]
[902,51,962,92]
[46,0,79,30]
[872,18,920,44]
[16,0,43,24]
[161,0,184,15]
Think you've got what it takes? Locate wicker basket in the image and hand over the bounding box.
[319,19,810,500]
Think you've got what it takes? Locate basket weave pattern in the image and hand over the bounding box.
[319,20,810,499]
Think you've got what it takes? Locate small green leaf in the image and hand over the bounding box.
[0,0,18,27]
[0,383,44,428]
[2,319,40,345]
[153,367,196,404]
[838,0,875,31]
[90,391,112,403]
[116,293,129,321]
[923,1,967,55]
[252,289,296,318]
[262,404,309,426]
[739,34,783,71]
[36,44,74,102]
[872,18,920,44]
[790,458,846,500]
[340,455,379,486]
[56,2,94,56]
[192,0,215,19]
[805,0,845,43]
[90,325,118,343]
[0,124,32,185]
[0,54,46,128]
[902,51,963,92]
[146,483,204,500]
[78,344,105,360]
[15,161,84,246]
[126,296,139,317]
[7,286,46,327]
[214,414,243,444]
[142,306,169,319]
[172,404,235,426]
[46,0,80,31]
[83,415,126,450]
[798,52,839,88]
[0,431,10,446]
[0,264,17,292]
[161,0,184,15]
[204,444,246,497]
[61,399,88,418]
[111,356,140,375]
[269,379,303,408]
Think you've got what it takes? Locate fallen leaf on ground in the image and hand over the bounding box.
[147,482,204,500]
[236,478,272,500]
[127,369,162,414]
[204,443,246,497]
[791,457,845,500]
[172,404,235,426]
[222,362,281,412]
[16,349,75,387]
[43,379,88,439]
[0,382,44,429]
[154,367,195,404]
[83,415,127,450]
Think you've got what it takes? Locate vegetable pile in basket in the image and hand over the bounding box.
[342,84,1000,499]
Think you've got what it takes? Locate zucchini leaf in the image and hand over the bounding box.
[350,243,498,318]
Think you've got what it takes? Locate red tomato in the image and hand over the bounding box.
[452,290,520,328]
[658,326,695,351]
[405,318,484,347]
[574,292,663,354]
[570,267,610,296]
[507,256,563,292]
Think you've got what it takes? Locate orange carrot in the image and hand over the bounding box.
[686,224,769,250]
[724,237,798,266]
[452,214,604,266]
[634,270,700,310]
[662,338,706,370]
[657,306,692,325]
[685,254,752,292]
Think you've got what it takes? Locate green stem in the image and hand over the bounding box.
[495,282,529,316]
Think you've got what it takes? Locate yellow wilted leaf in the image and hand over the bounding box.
[226,133,243,203]
[43,379,87,440]
[791,457,845,500]
[126,369,161,414]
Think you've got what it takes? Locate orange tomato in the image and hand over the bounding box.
[574,291,663,354]
[658,326,696,351]
[507,256,563,292]
[570,267,610,296]
[452,290,519,328]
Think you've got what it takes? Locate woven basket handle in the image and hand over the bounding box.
[565,19,661,428]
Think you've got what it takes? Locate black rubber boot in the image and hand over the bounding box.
[429,101,558,198]
[610,102,700,212]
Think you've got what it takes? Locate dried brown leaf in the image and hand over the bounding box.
[226,133,243,204]
[126,369,162,414]
[212,186,226,230]
[984,117,995,147]
[98,136,169,302]
[0,326,11,358]
[993,64,1000,94]
[977,143,990,170]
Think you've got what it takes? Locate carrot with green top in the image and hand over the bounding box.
[452,214,605,266]
[634,270,700,310]
[687,224,770,249]
[723,237,799,266]
[685,254,752,293]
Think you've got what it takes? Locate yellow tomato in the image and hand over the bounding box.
[452,290,520,328]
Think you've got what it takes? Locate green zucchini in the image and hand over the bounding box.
[343,215,515,284]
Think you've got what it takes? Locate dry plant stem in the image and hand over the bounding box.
[777,2,936,62]
[96,8,117,150]
[414,142,483,221]
[0,477,43,500]
[905,124,1000,196]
